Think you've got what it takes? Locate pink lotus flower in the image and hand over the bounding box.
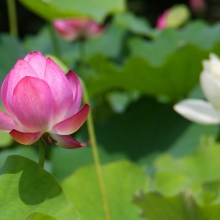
[0,51,89,148]
[156,10,169,29]
[53,18,105,41]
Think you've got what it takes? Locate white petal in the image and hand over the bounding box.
[174,99,220,124]
[200,72,220,111]
[209,53,220,77]
[202,60,210,72]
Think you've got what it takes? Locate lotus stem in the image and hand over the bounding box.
[81,80,111,220]
[7,0,18,37]
[38,139,46,168]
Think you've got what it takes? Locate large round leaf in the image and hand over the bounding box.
[62,160,149,220]
[0,155,79,220]
[25,212,57,220]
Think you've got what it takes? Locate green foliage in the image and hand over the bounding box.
[25,212,57,220]
[84,95,217,164]
[133,191,192,220]
[133,141,220,219]
[133,190,220,220]
[0,155,79,220]
[155,139,220,183]
[51,144,128,181]
[84,22,125,59]
[169,123,217,157]
[0,132,12,148]
[0,105,13,148]
[23,20,220,101]
[0,34,24,83]
[62,160,149,220]
[19,0,126,22]
[114,12,155,37]
[23,22,125,67]
[85,21,220,100]
[3,3,220,219]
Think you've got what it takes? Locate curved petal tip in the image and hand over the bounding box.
[51,104,90,135]
[49,133,86,149]
[10,130,42,145]
[174,99,220,124]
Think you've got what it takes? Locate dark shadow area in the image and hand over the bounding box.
[91,96,191,161]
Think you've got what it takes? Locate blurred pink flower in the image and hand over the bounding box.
[53,18,105,41]
[0,51,89,148]
[189,0,206,14]
[156,10,169,29]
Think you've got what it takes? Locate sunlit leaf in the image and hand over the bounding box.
[155,140,220,183]
[62,160,149,220]
[0,145,52,173]
[51,144,128,181]
[169,123,217,157]
[25,212,57,220]
[0,155,79,220]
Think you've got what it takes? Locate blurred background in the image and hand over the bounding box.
[1,0,220,219]
[2,0,220,37]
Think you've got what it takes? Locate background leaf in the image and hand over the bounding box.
[154,140,220,183]
[86,45,207,100]
[19,0,126,22]
[0,34,24,84]
[114,12,155,37]
[133,141,220,219]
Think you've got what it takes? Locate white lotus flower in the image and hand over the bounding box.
[174,53,220,124]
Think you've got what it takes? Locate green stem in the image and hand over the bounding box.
[7,0,18,37]
[38,139,46,168]
[79,39,86,68]
[49,24,61,59]
[216,125,220,142]
[182,190,196,220]
[81,81,111,220]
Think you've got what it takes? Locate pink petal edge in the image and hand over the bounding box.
[51,104,89,135]
[1,59,38,117]
[10,130,42,145]
[0,110,18,132]
[65,70,82,118]
[49,133,86,149]
[24,51,47,79]
[44,58,73,123]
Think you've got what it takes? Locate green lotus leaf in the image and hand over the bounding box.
[62,160,149,220]
[0,155,79,220]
